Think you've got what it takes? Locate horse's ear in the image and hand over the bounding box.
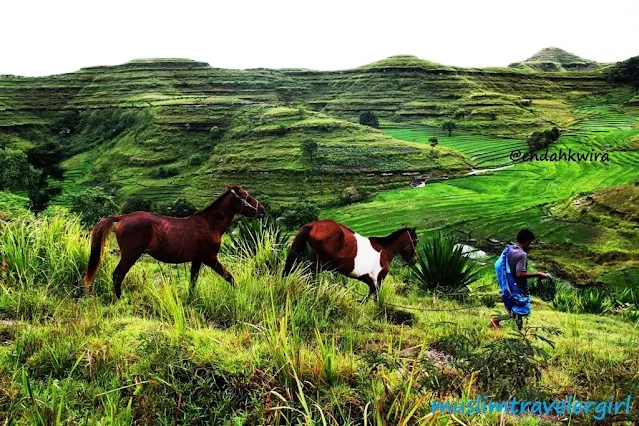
[224,184,232,190]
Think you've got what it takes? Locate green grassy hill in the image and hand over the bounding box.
[0,54,630,209]
[509,47,603,72]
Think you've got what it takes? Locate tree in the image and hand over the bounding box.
[25,141,66,214]
[428,136,439,158]
[605,55,639,90]
[156,198,198,217]
[442,121,457,136]
[339,186,362,205]
[526,127,560,153]
[301,139,318,162]
[0,148,35,191]
[278,198,319,229]
[121,196,154,214]
[359,111,379,128]
[64,187,120,227]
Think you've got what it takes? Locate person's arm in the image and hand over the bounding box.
[516,271,548,279]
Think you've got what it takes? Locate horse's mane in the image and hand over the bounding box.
[369,228,409,246]
[196,190,231,215]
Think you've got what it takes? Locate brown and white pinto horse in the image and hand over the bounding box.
[283,219,418,303]
[84,185,265,298]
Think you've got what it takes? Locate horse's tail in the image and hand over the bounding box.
[283,224,312,277]
[84,216,123,286]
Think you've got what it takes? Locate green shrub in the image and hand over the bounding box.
[359,111,379,128]
[222,215,290,272]
[188,154,205,166]
[278,199,319,229]
[155,198,198,217]
[581,288,613,314]
[553,286,584,313]
[121,197,154,214]
[63,187,120,227]
[153,165,179,179]
[411,233,480,294]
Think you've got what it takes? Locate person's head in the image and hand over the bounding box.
[516,228,536,252]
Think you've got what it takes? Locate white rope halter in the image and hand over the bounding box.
[230,189,259,213]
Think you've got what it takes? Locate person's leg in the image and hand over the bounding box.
[490,314,512,329]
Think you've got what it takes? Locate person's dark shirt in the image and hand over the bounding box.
[508,244,530,296]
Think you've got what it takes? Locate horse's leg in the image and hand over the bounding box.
[358,275,377,304]
[112,253,140,299]
[189,261,202,295]
[204,257,235,287]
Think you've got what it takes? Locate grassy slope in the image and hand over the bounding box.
[0,56,625,208]
[0,215,637,424]
[327,101,639,285]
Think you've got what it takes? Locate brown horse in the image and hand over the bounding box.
[84,185,265,298]
[283,219,418,303]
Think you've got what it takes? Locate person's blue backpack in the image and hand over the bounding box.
[495,245,531,316]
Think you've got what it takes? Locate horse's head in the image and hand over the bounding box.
[398,225,418,266]
[225,184,266,219]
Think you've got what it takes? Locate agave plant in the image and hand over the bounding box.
[581,288,613,314]
[222,216,289,264]
[410,232,480,294]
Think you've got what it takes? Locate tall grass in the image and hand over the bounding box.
[1,213,638,424]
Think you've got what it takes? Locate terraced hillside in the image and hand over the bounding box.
[327,102,639,285]
[0,51,631,208]
[509,47,603,72]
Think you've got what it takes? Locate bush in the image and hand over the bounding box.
[209,126,223,140]
[153,165,179,179]
[339,186,362,205]
[411,233,480,294]
[301,139,318,162]
[442,121,456,136]
[278,199,319,229]
[223,215,290,272]
[121,197,154,214]
[63,187,120,227]
[188,154,205,166]
[581,288,613,314]
[526,127,560,152]
[155,198,198,218]
[359,111,379,128]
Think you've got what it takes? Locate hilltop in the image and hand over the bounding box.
[1,55,630,206]
[508,47,602,72]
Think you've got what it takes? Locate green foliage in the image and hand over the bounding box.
[468,328,559,398]
[155,198,198,217]
[121,196,154,214]
[0,148,36,191]
[442,121,456,136]
[359,111,379,128]
[278,198,320,229]
[188,154,205,166]
[224,215,289,262]
[581,288,613,314]
[209,125,223,140]
[606,55,639,89]
[553,286,584,313]
[526,126,560,152]
[301,139,318,162]
[63,187,120,227]
[411,233,480,294]
[338,186,363,205]
[428,136,438,148]
[153,165,179,179]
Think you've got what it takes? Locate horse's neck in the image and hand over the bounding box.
[199,193,237,233]
[371,230,406,259]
